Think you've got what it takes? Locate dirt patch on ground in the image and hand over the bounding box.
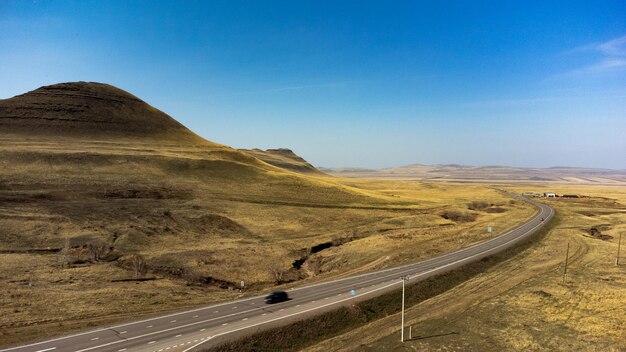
[441,210,476,222]
[585,226,613,241]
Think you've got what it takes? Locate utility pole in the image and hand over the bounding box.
[617,233,622,266]
[400,276,409,342]
[563,242,570,284]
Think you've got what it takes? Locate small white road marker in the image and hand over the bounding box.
[170,320,176,323]
[222,323,228,326]
[34,348,56,352]
[118,349,126,352]
[193,315,198,318]
[148,341,156,344]
[213,310,219,313]
[200,328,206,331]
[147,325,153,328]
[262,313,267,316]
[119,331,127,334]
[91,337,99,341]
[232,306,238,309]
[175,334,182,337]
[242,318,248,321]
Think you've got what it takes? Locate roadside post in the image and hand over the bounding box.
[351,289,356,305]
[487,226,493,235]
[400,276,409,342]
[617,233,622,266]
[563,242,570,284]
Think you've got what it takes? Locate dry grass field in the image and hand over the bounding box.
[302,184,626,352]
[0,82,537,346]
[324,165,626,186]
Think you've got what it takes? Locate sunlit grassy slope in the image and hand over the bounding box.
[303,185,626,352]
[0,82,535,346]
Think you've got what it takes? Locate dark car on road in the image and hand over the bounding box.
[264,290,289,304]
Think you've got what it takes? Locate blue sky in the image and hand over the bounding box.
[1,1,625,169]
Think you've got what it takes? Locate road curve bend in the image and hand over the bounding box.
[2,196,553,352]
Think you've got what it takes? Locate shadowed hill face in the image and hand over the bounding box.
[0,82,209,144]
[240,148,324,174]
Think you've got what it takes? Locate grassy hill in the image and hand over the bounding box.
[239,148,324,175]
[0,82,535,346]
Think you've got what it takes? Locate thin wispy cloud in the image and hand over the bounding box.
[596,35,626,56]
[209,81,349,97]
[563,34,626,76]
[465,97,561,108]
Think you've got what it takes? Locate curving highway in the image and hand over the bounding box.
[2,197,553,352]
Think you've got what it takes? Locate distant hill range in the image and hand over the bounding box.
[321,164,626,185]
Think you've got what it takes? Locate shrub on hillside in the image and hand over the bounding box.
[467,201,490,210]
[484,207,507,213]
[442,210,476,222]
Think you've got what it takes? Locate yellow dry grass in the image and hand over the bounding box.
[0,138,537,346]
[302,184,626,352]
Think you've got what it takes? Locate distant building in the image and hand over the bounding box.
[544,192,556,198]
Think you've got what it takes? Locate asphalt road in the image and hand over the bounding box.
[2,197,553,352]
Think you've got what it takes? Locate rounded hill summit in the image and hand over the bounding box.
[0,82,206,143]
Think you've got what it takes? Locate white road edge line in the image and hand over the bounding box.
[175,205,553,352]
[181,337,213,352]
[4,198,550,352]
[69,306,260,352]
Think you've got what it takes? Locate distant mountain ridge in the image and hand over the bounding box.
[323,163,626,185]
